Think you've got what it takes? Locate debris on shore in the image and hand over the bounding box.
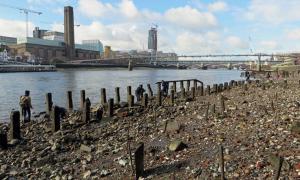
[0,78,299,179]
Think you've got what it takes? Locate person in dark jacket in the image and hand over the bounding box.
[19,90,33,122]
[135,85,145,101]
[162,80,169,96]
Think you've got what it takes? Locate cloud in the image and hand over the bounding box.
[118,0,139,19]
[208,1,228,12]
[245,0,300,24]
[77,0,115,19]
[287,29,300,40]
[226,36,249,49]
[259,40,278,50]
[0,19,34,37]
[165,6,218,30]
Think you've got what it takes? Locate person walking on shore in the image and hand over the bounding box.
[162,80,169,96]
[19,90,33,123]
[135,85,145,102]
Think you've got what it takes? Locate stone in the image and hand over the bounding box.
[163,121,181,133]
[100,169,110,177]
[9,139,20,146]
[118,159,128,166]
[291,122,300,134]
[51,142,60,151]
[168,140,187,151]
[267,154,290,170]
[80,144,92,153]
[83,170,91,179]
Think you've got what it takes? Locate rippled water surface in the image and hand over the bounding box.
[0,68,242,122]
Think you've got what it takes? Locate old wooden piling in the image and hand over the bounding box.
[157,83,162,106]
[134,143,144,180]
[181,88,186,99]
[220,95,225,113]
[115,87,120,105]
[45,93,53,115]
[147,84,153,97]
[129,95,134,107]
[224,82,228,90]
[218,84,223,92]
[101,88,107,106]
[80,90,85,110]
[199,86,204,96]
[170,90,175,105]
[206,85,211,95]
[180,81,184,90]
[274,156,284,180]
[10,111,20,139]
[51,106,60,132]
[213,84,218,94]
[83,98,91,123]
[191,87,195,100]
[193,80,197,90]
[210,104,216,114]
[0,132,8,150]
[141,93,148,107]
[187,80,190,91]
[173,81,177,92]
[127,86,132,104]
[219,145,225,180]
[108,98,114,117]
[67,91,73,112]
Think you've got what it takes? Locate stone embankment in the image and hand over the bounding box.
[0,78,299,179]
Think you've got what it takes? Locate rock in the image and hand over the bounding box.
[118,159,128,166]
[267,154,290,170]
[51,142,61,151]
[291,122,300,134]
[80,144,92,153]
[168,140,187,151]
[163,121,181,133]
[192,168,202,177]
[100,169,110,177]
[9,139,20,146]
[83,170,91,179]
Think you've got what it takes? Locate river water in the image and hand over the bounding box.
[0,68,242,122]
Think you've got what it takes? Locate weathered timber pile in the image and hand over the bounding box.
[0,79,300,179]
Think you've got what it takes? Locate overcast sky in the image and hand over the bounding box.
[0,0,300,55]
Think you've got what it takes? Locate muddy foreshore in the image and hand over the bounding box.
[0,78,300,179]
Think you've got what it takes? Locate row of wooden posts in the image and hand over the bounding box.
[0,78,257,151]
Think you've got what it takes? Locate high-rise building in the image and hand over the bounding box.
[64,6,75,60]
[148,27,157,51]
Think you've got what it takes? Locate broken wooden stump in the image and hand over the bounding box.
[115,87,120,105]
[108,98,114,117]
[45,93,53,115]
[83,98,91,123]
[80,90,85,110]
[51,106,61,132]
[10,111,21,139]
[134,143,144,180]
[66,91,73,112]
[0,132,8,150]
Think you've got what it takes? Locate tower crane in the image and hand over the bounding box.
[0,3,42,37]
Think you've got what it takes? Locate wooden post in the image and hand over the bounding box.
[218,84,223,92]
[45,93,53,115]
[193,80,197,90]
[129,95,134,107]
[127,86,132,104]
[191,87,195,100]
[224,82,228,90]
[220,95,225,113]
[80,90,85,110]
[219,145,225,180]
[108,98,114,117]
[134,143,144,180]
[115,87,120,105]
[199,86,204,96]
[173,81,177,92]
[210,104,216,114]
[83,98,91,123]
[206,85,211,96]
[181,88,186,99]
[147,84,153,97]
[274,156,284,180]
[51,106,60,132]
[0,132,8,150]
[187,80,190,92]
[170,90,175,105]
[10,111,20,139]
[180,81,184,92]
[142,93,148,107]
[101,88,107,106]
[67,91,73,112]
[213,84,218,94]
[157,83,162,106]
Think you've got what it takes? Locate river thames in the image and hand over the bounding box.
[0,68,242,122]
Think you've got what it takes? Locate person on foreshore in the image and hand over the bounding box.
[19,90,33,122]
[135,85,145,101]
[162,80,169,96]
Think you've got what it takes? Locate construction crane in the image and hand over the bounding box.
[0,3,42,37]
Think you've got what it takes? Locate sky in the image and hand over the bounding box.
[1,0,300,55]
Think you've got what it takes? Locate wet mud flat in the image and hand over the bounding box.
[0,78,299,179]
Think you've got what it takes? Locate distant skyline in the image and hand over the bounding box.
[1,0,300,54]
